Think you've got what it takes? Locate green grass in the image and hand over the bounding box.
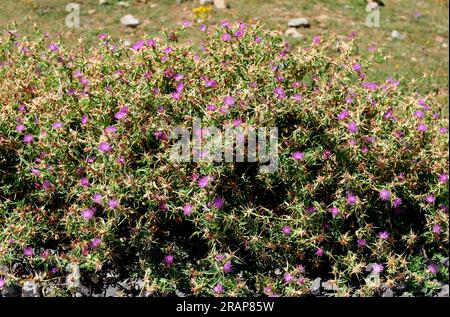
[1,0,449,102]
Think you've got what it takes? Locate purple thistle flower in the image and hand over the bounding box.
[312,36,321,45]
[90,238,102,249]
[16,124,26,132]
[23,246,34,257]
[224,96,235,107]
[52,122,63,129]
[438,174,448,183]
[378,231,389,240]
[198,176,209,188]
[108,199,118,210]
[23,134,34,143]
[292,151,304,161]
[146,39,156,47]
[427,263,438,275]
[81,115,88,125]
[281,225,292,235]
[353,63,362,72]
[93,193,103,205]
[221,33,231,42]
[346,192,358,205]
[338,109,349,121]
[362,82,378,90]
[347,122,358,134]
[216,254,225,262]
[425,194,436,204]
[379,189,391,201]
[183,204,193,216]
[105,126,117,134]
[432,225,442,235]
[48,43,59,52]
[283,272,293,283]
[98,142,112,152]
[357,239,366,247]
[439,127,448,134]
[80,177,89,187]
[212,197,225,209]
[163,255,174,267]
[213,283,224,294]
[274,87,286,99]
[372,263,384,273]
[414,110,424,119]
[315,248,324,257]
[393,197,403,209]
[81,208,94,220]
[417,123,427,132]
[330,207,340,218]
[322,149,332,160]
[223,261,233,273]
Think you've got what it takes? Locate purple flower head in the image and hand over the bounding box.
[183,204,193,216]
[378,231,389,240]
[283,272,293,283]
[223,261,233,273]
[322,150,332,160]
[221,33,232,42]
[81,115,88,125]
[282,225,292,235]
[163,255,174,267]
[216,254,226,262]
[198,176,209,188]
[414,110,424,119]
[23,134,34,143]
[224,96,235,107]
[48,43,59,52]
[98,142,112,153]
[16,124,26,132]
[362,82,378,90]
[347,122,358,134]
[292,151,304,161]
[353,63,362,72]
[338,109,349,121]
[393,197,403,209]
[52,122,63,129]
[274,87,286,99]
[345,95,354,103]
[438,174,448,184]
[23,246,34,257]
[213,283,224,294]
[90,238,102,249]
[417,123,428,132]
[425,194,436,205]
[330,207,340,218]
[427,263,438,275]
[312,36,321,45]
[182,20,191,28]
[108,199,118,210]
[346,192,358,205]
[432,225,442,235]
[146,39,156,47]
[357,239,367,247]
[81,208,95,220]
[379,189,391,201]
[105,126,117,134]
[131,40,145,51]
[93,193,103,205]
[80,177,89,187]
[372,263,384,273]
[315,248,324,257]
[212,197,225,209]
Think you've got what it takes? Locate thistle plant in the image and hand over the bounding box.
[0,21,448,296]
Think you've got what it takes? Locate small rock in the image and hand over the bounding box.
[284,28,303,39]
[365,263,375,273]
[381,287,394,297]
[310,277,322,296]
[322,281,338,292]
[366,2,379,10]
[391,30,405,40]
[2,283,22,297]
[200,0,213,4]
[22,281,40,297]
[367,0,384,6]
[213,0,227,9]
[288,18,310,28]
[121,15,140,28]
[77,285,91,297]
[175,290,188,297]
[437,285,449,297]
[400,292,413,297]
[105,286,122,297]
[88,9,96,15]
